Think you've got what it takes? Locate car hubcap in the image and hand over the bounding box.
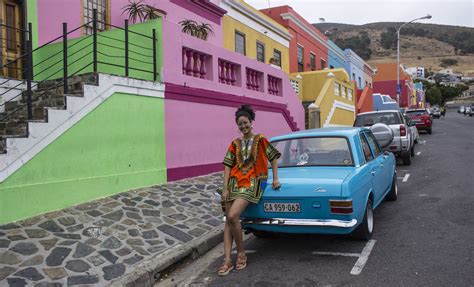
[367,205,374,233]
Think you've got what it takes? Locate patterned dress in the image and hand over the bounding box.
[223,134,281,204]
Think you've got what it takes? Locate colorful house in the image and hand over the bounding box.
[0,0,304,223]
[373,62,413,108]
[295,69,356,128]
[258,5,329,73]
[219,0,291,74]
[327,40,346,70]
[344,49,374,90]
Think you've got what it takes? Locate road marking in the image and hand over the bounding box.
[419,194,429,197]
[312,251,360,257]
[416,152,421,156]
[231,250,257,254]
[350,239,377,275]
[402,174,410,182]
[418,140,426,145]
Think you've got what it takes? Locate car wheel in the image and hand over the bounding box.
[410,144,415,157]
[427,128,432,135]
[402,151,411,165]
[386,175,398,201]
[352,198,373,241]
[252,230,273,238]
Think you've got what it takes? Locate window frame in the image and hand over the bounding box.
[309,52,316,71]
[256,41,265,63]
[82,0,110,35]
[359,133,374,163]
[234,30,246,56]
[320,58,326,70]
[297,44,304,72]
[273,49,282,67]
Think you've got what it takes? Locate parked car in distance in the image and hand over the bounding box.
[459,106,465,114]
[241,127,397,241]
[354,110,415,165]
[432,107,441,119]
[405,109,433,135]
[469,106,474,117]
[465,106,472,116]
[404,114,419,144]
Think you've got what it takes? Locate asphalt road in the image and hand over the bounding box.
[159,112,474,287]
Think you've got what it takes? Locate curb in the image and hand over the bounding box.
[110,225,224,287]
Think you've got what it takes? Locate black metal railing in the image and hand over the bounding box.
[0,9,159,125]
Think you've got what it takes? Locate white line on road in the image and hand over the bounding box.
[416,152,421,156]
[231,250,257,254]
[350,239,377,275]
[312,251,360,257]
[402,174,410,182]
[418,140,426,144]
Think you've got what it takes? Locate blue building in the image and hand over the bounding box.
[327,40,346,70]
[345,49,366,89]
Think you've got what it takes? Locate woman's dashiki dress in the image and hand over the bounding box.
[223,134,281,204]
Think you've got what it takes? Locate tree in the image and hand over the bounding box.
[425,86,442,105]
[380,27,397,50]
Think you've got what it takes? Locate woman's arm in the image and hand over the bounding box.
[222,166,231,200]
[271,159,280,189]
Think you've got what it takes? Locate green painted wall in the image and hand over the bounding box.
[32,19,163,82]
[26,0,39,49]
[0,92,166,224]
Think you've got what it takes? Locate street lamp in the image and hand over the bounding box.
[396,14,432,106]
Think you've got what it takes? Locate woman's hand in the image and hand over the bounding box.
[221,189,229,201]
[272,179,281,190]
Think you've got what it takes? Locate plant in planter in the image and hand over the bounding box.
[122,0,163,23]
[179,20,214,40]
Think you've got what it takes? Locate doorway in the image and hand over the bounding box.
[0,0,24,79]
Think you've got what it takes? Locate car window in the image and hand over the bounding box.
[406,109,428,116]
[365,132,382,157]
[272,137,353,167]
[359,134,374,162]
[354,112,401,126]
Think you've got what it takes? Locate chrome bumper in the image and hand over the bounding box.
[241,218,358,228]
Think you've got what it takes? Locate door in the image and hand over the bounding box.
[0,0,23,79]
[365,131,391,203]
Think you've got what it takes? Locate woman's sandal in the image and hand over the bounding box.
[236,252,247,270]
[217,258,234,276]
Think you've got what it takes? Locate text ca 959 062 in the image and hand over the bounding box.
[263,202,301,213]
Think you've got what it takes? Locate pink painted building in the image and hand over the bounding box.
[29,0,304,181]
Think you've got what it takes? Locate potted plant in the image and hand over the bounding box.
[179,20,214,40]
[122,0,165,23]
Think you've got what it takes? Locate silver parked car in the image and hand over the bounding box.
[354,110,416,165]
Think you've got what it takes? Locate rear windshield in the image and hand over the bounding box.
[354,112,401,127]
[406,110,428,116]
[271,137,353,167]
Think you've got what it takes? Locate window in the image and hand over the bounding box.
[348,89,353,101]
[297,45,304,72]
[320,59,326,69]
[310,53,316,71]
[358,77,362,88]
[6,4,16,51]
[83,0,108,35]
[365,132,382,157]
[330,65,334,69]
[235,31,246,55]
[273,49,281,67]
[334,83,340,96]
[352,73,355,81]
[360,134,374,162]
[341,87,346,98]
[256,41,265,63]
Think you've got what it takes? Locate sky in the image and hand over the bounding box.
[245,0,474,28]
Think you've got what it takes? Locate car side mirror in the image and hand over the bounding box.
[369,123,394,149]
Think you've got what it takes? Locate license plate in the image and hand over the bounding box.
[263,202,301,213]
[413,118,421,122]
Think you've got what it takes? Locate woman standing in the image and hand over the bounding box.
[218,105,281,276]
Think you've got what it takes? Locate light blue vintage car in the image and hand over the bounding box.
[241,127,397,240]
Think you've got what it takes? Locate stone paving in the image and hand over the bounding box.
[0,172,223,286]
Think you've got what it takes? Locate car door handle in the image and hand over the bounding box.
[371,171,376,176]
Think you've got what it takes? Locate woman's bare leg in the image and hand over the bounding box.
[223,201,234,260]
[226,198,249,253]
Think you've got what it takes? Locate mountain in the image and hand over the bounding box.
[313,22,474,75]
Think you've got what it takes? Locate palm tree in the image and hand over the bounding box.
[196,23,214,40]
[143,5,162,20]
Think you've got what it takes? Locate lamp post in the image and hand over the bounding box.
[396,14,432,106]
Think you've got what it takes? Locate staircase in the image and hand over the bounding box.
[0,74,98,154]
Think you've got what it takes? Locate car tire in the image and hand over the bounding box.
[352,198,374,241]
[252,230,273,238]
[410,144,415,157]
[402,152,411,165]
[386,175,398,201]
[427,128,432,135]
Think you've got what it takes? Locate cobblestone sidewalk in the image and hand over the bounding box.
[0,172,224,286]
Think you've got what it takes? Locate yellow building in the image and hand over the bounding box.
[294,69,356,128]
[220,0,291,74]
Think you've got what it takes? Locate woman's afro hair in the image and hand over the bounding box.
[235,104,256,122]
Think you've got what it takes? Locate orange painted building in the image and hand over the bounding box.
[373,62,413,108]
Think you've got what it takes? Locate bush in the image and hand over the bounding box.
[440,58,458,67]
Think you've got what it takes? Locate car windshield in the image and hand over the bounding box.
[354,112,401,126]
[406,110,428,116]
[271,137,353,167]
